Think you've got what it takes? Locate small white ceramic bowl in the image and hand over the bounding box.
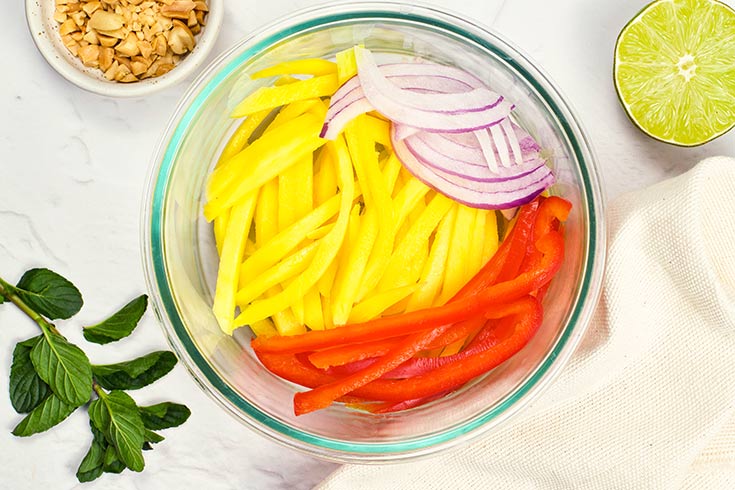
[25,0,223,97]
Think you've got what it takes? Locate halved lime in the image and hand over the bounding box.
[614,0,735,146]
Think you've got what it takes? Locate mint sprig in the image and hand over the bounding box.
[0,268,189,483]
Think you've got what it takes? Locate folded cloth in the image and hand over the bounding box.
[317,157,735,490]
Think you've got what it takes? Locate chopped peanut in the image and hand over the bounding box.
[54,0,208,82]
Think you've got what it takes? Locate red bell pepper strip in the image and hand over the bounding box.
[253,227,564,376]
[293,321,456,414]
[351,295,543,402]
[305,222,523,369]
[495,199,540,283]
[308,337,404,369]
[251,225,563,356]
[252,199,539,357]
[368,391,451,413]
[258,294,543,407]
[520,196,570,275]
[378,298,532,379]
[309,309,488,369]
[533,196,571,241]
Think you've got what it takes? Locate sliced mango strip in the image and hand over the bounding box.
[231,74,339,117]
[250,58,337,79]
[269,99,320,131]
[239,194,341,289]
[306,224,334,240]
[236,241,319,305]
[331,208,379,325]
[278,153,313,231]
[208,112,320,202]
[244,238,257,257]
[345,116,396,304]
[303,287,325,331]
[322,202,360,290]
[467,209,488,276]
[393,178,431,232]
[336,46,358,84]
[348,284,417,324]
[248,318,278,338]
[363,115,392,149]
[313,142,338,206]
[291,288,305,325]
[382,152,403,196]
[213,208,230,255]
[395,196,426,250]
[321,294,335,329]
[234,135,355,327]
[212,192,258,334]
[441,339,465,357]
[377,193,453,292]
[217,110,270,166]
[205,114,325,221]
[270,298,306,336]
[255,178,279,247]
[437,203,476,304]
[406,205,456,311]
[481,211,500,264]
[274,75,298,86]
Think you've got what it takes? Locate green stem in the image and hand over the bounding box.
[0,275,54,331]
[93,381,107,399]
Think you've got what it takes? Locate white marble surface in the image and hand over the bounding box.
[1,0,734,488]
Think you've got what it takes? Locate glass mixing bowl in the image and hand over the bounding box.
[142,1,605,462]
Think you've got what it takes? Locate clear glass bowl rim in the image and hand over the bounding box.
[141,1,606,462]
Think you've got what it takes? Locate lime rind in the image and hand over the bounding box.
[614,0,735,146]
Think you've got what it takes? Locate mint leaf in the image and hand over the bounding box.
[76,438,106,482]
[142,429,164,450]
[92,351,177,391]
[83,295,148,345]
[103,445,126,474]
[15,268,83,320]
[12,393,77,436]
[31,330,92,406]
[10,336,52,413]
[90,391,145,472]
[139,402,191,430]
[90,419,108,445]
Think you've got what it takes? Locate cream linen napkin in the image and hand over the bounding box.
[317,156,735,490]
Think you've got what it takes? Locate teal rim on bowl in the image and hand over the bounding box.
[142,1,605,462]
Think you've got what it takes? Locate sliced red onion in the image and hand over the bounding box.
[330,63,481,114]
[407,123,543,169]
[322,74,478,140]
[422,154,553,193]
[357,49,501,112]
[403,135,547,182]
[502,119,522,165]
[474,128,499,173]
[354,47,515,135]
[392,127,554,210]
[490,125,511,167]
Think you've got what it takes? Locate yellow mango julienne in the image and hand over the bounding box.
[207,49,503,337]
[233,135,355,327]
[217,109,270,166]
[204,113,325,221]
[343,116,396,308]
[250,58,337,79]
[238,193,341,289]
[212,193,257,335]
[231,74,339,118]
[406,205,456,311]
[336,46,359,84]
